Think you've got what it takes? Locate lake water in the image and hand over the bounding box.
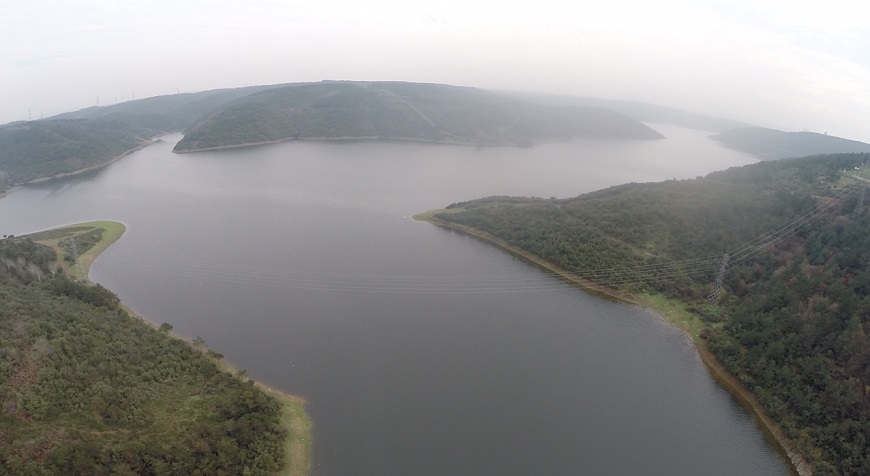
[0,125,790,475]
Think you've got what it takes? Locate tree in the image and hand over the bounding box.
[192,336,206,351]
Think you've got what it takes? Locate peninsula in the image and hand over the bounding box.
[417,152,870,475]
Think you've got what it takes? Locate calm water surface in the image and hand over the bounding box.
[0,126,789,475]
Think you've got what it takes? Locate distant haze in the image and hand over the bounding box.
[2,1,869,143]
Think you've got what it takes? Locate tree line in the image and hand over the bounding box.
[436,153,870,475]
[0,236,292,475]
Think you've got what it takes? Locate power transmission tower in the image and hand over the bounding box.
[706,253,729,305]
[854,186,866,218]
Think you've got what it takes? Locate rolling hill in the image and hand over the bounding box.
[0,119,153,185]
[172,81,665,152]
[0,87,275,191]
[712,127,870,160]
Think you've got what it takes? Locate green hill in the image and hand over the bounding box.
[712,127,870,159]
[173,81,664,152]
[0,119,154,187]
[422,153,870,475]
[0,228,308,475]
[0,87,277,193]
[0,82,667,190]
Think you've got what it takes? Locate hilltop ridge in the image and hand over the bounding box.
[172,81,664,152]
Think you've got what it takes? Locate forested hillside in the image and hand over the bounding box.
[0,86,274,192]
[0,235,295,475]
[0,119,152,188]
[0,81,666,189]
[428,153,870,475]
[173,81,664,152]
[712,127,870,160]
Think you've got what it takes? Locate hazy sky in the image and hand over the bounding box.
[2,0,869,142]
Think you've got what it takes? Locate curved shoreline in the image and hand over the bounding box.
[1,137,162,199]
[22,221,313,475]
[118,299,313,476]
[172,135,523,154]
[24,139,156,185]
[171,132,664,154]
[414,211,810,476]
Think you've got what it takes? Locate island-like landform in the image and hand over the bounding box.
[712,127,870,160]
[417,152,870,475]
[0,222,311,475]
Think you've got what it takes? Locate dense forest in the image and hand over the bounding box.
[429,153,870,475]
[0,86,276,191]
[6,81,870,194]
[0,81,666,191]
[172,81,664,152]
[0,119,152,187]
[712,127,870,160]
[0,235,294,475]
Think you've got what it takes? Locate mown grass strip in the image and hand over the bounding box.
[26,221,126,281]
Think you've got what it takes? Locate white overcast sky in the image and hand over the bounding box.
[2,0,869,142]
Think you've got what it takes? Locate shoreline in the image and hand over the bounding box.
[171,132,663,154]
[1,136,165,199]
[126,304,314,476]
[414,210,810,476]
[26,220,127,280]
[24,139,156,185]
[22,221,313,475]
[172,135,523,154]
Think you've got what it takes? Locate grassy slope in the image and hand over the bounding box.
[208,357,312,476]
[26,221,126,281]
[273,392,312,476]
